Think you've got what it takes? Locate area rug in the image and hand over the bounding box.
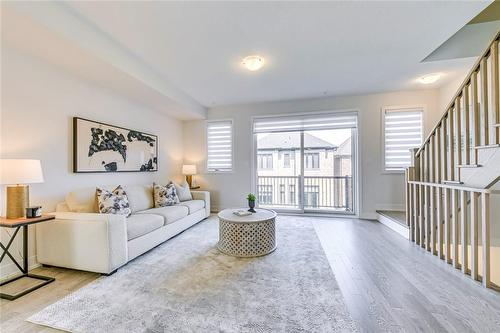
[28,216,358,332]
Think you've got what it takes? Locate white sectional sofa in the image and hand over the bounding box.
[36,185,210,274]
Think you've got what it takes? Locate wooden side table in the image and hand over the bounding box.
[0,215,55,300]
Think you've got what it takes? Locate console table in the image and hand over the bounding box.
[0,215,55,300]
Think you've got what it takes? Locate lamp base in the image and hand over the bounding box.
[6,185,29,219]
[186,175,193,188]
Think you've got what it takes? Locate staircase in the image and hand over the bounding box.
[405,31,500,290]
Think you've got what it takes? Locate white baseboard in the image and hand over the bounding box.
[375,204,405,211]
[359,212,378,220]
[0,255,40,280]
[377,214,409,239]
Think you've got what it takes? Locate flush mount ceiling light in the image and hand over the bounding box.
[242,55,264,71]
[418,73,441,84]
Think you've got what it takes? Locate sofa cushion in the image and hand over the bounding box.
[65,187,99,213]
[126,214,164,241]
[176,200,205,214]
[138,205,189,224]
[123,185,154,213]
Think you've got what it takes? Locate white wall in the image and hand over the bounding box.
[184,89,441,218]
[0,46,184,278]
[438,75,468,112]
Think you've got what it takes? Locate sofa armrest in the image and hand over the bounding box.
[36,212,128,274]
[191,191,210,217]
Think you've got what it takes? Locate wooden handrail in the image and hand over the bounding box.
[416,30,500,157]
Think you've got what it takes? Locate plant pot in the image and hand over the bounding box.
[248,200,256,213]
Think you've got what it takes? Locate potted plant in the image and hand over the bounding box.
[247,193,256,213]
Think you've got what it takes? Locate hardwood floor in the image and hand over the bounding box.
[1,217,499,332]
[313,217,500,332]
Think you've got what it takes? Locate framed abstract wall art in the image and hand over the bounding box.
[73,117,158,173]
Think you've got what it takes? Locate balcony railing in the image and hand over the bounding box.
[257,175,353,211]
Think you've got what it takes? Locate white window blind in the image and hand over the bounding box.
[207,120,233,172]
[384,107,423,171]
[253,112,357,133]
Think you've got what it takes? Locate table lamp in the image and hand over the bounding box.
[182,164,197,188]
[1,159,44,219]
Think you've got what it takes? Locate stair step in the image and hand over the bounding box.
[442,180,464,185]
[376,210,409,239]
[474,144,500,149]
[376,210,406,226]
[457,164,481,168]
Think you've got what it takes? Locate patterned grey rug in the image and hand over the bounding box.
[28,216,358,332]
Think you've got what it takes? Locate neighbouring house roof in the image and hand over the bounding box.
[334,137,351,156]
[257,133,337,150]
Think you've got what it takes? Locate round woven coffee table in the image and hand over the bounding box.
[217,208,277,257]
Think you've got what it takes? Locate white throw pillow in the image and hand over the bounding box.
[153,182,179,207]
[175,181,193,202]
[96,185,132,217]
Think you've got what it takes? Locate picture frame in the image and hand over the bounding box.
[73,117,158,173]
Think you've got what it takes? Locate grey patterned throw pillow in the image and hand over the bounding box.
[96,185,132,217]
[154,182,179,207]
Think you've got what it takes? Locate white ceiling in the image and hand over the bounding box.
[64,1,490,107]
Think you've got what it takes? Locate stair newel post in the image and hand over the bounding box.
[451,189,460,269]
[490,41,499,144]
[454,99,462,181]
[460,190,468,274]
[480,57,489,146]
[470,191,479,281]
[470,71,479,164]
[481,192,490,288]
[462,86,470,166]
[408,148,419,241]
[441,118,448,182]
[444,187,451,264]
[448,109,455,181]
[405,167,411,230]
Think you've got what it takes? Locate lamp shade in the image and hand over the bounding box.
[182,164,197,175]
[1,159,44,184]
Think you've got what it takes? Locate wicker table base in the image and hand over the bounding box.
[218,209,277,257]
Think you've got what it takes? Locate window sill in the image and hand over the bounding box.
[205,171,235,174]
[381,170,405,175]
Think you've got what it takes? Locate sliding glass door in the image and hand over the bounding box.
[254,112,357,214]
[256,131,301,210]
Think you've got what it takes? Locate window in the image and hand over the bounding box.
[305,153,319,169]
[207,120,233,172]
[258,153,273,169]
[289,184,296,204]
[304,185,319,208]
[283,152,291,168]
[258,185,273,204]
[253,111,358,214]
[280,184,285,203]
[383,107,423,171]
